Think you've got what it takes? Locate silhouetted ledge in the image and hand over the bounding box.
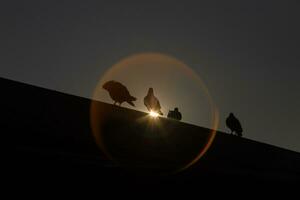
[2,77,300,184]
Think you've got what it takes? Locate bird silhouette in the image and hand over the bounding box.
[226,113,243,137]
[167,107,182,121]
[144,88,163,115]
[102,80,137,107]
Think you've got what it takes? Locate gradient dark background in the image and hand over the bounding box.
[1,0,299,152]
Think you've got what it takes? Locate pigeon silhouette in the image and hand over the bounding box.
[167,107,182,121]
[144,88,163,115]
[226,113,243,137]
[102,80,137,107]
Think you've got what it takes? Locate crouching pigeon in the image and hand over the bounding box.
[102,80,137,107]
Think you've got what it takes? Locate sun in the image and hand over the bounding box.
[90,52,219,173]
[149,110,159,118]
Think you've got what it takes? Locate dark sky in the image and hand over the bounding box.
[1,0,299,152]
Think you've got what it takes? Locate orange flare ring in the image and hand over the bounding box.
[90,52,219,173]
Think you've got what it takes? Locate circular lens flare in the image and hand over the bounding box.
[90,52,219,174]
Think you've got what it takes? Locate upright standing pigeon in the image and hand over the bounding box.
[144,88,163,115]
[226,113,243,137]
[102,80,137,107]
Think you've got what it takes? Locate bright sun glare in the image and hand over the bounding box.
[91,53,219,173]
[149,110,159,118]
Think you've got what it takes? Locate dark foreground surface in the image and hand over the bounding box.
[2,77,300,188]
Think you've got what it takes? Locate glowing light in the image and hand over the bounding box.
[149,110,159,118]
[90,52,219,174]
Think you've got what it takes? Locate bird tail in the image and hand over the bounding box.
[130,96,137,101]
[237,131,243,137]
[127,101,135,107]
[127,96,137,107]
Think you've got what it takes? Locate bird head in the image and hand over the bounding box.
[102,80,115,91]
[148,88,154,95]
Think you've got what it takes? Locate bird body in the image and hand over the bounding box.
[144,88,163,115]
[167,107,182,121]
[102,80,137,106]
[226,113,243,136]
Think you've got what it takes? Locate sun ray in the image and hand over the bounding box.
[149,110,159,118]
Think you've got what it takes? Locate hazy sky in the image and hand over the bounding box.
[1,0,299,152]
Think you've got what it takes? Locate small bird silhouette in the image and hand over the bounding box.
[226,113,243,137]
[144,88,163,115]
[102,80,137,107]
[167,107,182,121]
